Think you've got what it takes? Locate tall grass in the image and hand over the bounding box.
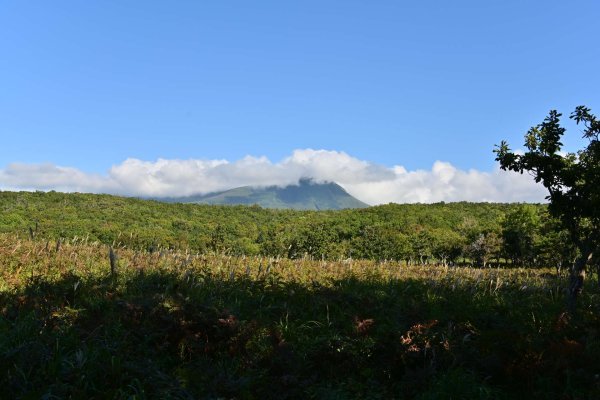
[1,234,599,399]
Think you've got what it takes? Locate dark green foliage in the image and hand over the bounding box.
[495,106,600,306]
[501,205,540,265]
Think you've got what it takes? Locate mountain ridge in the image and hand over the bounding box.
[159,179,369,210]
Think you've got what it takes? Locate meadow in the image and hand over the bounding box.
[2,233,599,399]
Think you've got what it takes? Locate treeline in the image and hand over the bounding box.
[0,191,574,267]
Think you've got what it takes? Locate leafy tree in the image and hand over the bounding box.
[501,205,540,266]
[495,106,599,308]
[430,228,465,267]
[535,212,576,274]
[409,229,433,265]
[466,232,502,268]
[258,226,288,257]
[350,225,408,261]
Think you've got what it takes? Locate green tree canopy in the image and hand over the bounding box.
[501,204,540,265]
[495,106,600,308]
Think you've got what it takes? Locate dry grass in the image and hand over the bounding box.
[1,233,598,399]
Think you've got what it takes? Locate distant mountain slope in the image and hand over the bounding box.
[162,179,369,210]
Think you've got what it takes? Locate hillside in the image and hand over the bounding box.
[0,190,554,264]
[159,179,369,210]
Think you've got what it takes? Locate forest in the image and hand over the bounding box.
[0,190,571,269]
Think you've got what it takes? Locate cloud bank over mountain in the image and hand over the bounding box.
[0,149,547,204]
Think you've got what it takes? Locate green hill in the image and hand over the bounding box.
[0,190,553,263]
[161,179,369,210]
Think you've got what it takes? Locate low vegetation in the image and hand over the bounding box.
[2,234,600,399]
[0,191,570,268]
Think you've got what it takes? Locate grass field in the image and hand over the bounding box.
[2,234,599,399]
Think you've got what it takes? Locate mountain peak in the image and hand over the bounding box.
[161,180,369,210]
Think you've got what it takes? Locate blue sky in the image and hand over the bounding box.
[1,1,599,203]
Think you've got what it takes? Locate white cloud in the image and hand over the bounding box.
[0,163,117,193]
[0,149,548,204]
[341,161,546,204]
